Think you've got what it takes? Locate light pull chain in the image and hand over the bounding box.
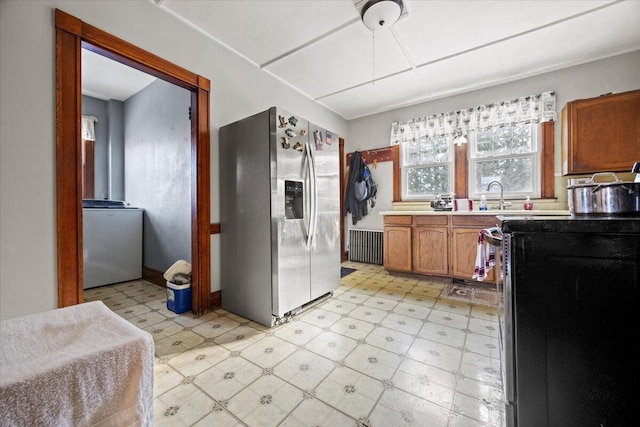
[372,30,375,85]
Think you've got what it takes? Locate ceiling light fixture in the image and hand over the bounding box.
[360,0,404,31]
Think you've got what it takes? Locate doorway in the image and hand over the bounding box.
[55,9,211,314]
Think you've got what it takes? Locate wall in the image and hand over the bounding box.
[81,95,109,199]
[124,79,191,273]
[0,0,347,320]
[81,95,125,201]
[108,99,125,200]
[346,50,640,235]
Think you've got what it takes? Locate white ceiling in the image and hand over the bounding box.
[83,0,640,119]
[82,49,156,102]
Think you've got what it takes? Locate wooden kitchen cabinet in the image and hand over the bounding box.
[383,214,499,283]
[451,215,499,283]
[413,216,448,276]
[451,228,495,282]
[383,216,412,272]
[561,89,640,175]
[383,215,449,275]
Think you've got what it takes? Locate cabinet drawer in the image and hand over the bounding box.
[415,215,448,226]
[452,215,498,228]
[384,215,412,225]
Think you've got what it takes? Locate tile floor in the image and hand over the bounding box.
[84,262,504,427]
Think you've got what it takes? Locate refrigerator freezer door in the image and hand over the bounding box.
[220,110,274,327]
[308,124,340,300]
[272,108,311,317]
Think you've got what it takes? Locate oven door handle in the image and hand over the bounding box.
[483,227,503,247]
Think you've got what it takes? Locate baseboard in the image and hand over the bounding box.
[142,267,165,288]
[210,290,221,310]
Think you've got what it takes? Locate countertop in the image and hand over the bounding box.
[380,209,571,216]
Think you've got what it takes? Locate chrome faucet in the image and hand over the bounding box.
[487,180,512,210]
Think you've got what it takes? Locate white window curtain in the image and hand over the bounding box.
[390,91,556,146]
[82,115,98,141]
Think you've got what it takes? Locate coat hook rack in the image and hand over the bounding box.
[346,146,395,166]
[345,146,400,202]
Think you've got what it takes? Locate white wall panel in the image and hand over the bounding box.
[265,22,411,99]
[395,1,611,66]
[320,69,425,119]
[0,0,346,320]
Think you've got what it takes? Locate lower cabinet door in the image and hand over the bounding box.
[384,226,412,272]
[451,228,495,282]
[413,226,448,276]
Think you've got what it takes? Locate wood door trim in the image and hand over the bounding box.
[82,139,95,199]
[392,145,400,202]
[339,138,347,261]
[541,121,555,199]
[454,143,468,199]
[56,18,83,308]
[55,9,211,314]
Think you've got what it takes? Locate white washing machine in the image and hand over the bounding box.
[83,206,143,289]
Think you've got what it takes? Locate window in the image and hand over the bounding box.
[402,134,454,199]
[468,123,540,200]
[392,91,555,202]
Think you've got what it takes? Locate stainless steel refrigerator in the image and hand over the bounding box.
[219,107,340,327]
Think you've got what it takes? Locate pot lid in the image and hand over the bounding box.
[567,172,637,189]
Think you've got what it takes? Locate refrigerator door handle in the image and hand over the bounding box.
[303,145,311,244]
[305,142,314,248]
[309,142,319,246]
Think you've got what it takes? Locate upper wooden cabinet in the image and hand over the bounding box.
[561,89,640,175]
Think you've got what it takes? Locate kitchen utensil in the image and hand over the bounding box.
[430,194,454,211]
[567,172,640,214]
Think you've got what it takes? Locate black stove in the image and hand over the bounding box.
[496,214,639,427]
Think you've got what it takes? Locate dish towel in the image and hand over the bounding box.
[472,229,496,281]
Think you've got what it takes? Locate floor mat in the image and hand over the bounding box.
[340,267,357,278]
[440,281,498,307]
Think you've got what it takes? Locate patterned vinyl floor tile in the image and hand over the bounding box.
[84,263,504,427]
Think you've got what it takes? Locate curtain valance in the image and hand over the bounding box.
[81,115,98,141]
[390,91,555,145]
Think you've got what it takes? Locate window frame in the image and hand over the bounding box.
[401,134,456,200]
[397,121,554,202]
[467,123,542,201]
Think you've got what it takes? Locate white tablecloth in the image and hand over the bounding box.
[0,301,154,426]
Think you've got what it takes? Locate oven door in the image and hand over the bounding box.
[498,233,516,426]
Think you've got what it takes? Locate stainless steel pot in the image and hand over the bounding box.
[568,172,640,214]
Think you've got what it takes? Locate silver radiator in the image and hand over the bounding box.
[348,229,383,265]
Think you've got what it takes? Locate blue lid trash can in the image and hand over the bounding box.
[166,281,191,314]
[164,260,192,314]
